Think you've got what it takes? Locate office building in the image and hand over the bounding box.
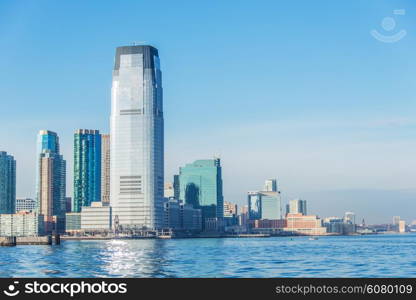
[163,199,181,229]
[284,213,327,235]
[239,205,249,227]
[110,45,164,229]
[65,212,81,233]
[38,150,66,217]
[263,179,277,192]
[0,152,16,214]
[179,158,224,220]
[248,191,281,220]
[0,212,44,237]
[180,203,202,231]
[101,134,110,205]
[344,212,356,224]
[81,202,112,232]
[36,130,60,211]
[16,198,36,212]
[289,199,307,215]
[399,220,406,233]
[73,129,101,212]
[224,201,238,217]
[65,197,72,213]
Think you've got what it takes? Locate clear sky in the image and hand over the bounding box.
[0,0,415,223]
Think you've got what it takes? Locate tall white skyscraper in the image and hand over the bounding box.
[110,45,164,229]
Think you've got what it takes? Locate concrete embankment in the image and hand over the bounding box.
[0,235,60,246]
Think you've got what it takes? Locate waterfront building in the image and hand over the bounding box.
[110,45,164,229]
[323,217,344,234]
[248,191,281,220]
[180,203,202,231]
[0,152,16,214]
[344,212,356,224]
[284,213,327,235]
[38,150,66,217]
[263,179,277,192]
[101,134,110,205]
[36,130,60,211]
[73,129,102,212]
[16,198,36,212]
[179,159,224,220]
[289,199,307,215]
[0,212,44,237]
[238,205,249,227]
[80,202,112,232]
[65,212,81,233]
[224,201,238,217]
[163,199,181,229]
[399,220,406,233]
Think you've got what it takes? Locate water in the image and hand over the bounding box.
[0,234,415,277]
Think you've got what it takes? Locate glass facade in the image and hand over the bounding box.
[179,159,224,219]
[73,129,102,212]
[0,151,16,214]
[110,45,164,229]
[248,191,281,220]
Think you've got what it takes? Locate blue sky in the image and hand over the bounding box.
[0,0,415,223]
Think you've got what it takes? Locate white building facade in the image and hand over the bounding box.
[110,45,164,229]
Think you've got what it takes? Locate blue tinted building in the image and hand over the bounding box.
[73,129,101,212]
[0,151,16,214]
[179,158,224,219]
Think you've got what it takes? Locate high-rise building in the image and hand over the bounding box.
[264,179,277,192]
[36,130,60,211]
[173,175,180,200]
[16,198,36,212]
[0,151,16,214]
[179,159,224,219]
[289,199,307,215]
[101,134,110,205]
[110,45,164,229]
[248,191,281,220]
[38,150,66,217]
[73,129,102,212]
[224,201,238,217]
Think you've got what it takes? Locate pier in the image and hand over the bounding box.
[0,235,61,246]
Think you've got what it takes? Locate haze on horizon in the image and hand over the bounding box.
[0,0,415,224]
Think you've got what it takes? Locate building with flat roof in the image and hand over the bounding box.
[0,151,16,214]
[80,202,112,232]
[16,198,36,212]
[0,212,44,237]
[284,213,327,235]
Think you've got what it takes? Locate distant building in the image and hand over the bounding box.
[173,175,180,200]
[164,182,175,199]
[263,179,277,192]
[238,205,249,227]
[38,147,66,233]
[80,202,112,232]
[179,159,224,220]
[0,212,44,237]
[344,212,356,224]
[163,199,181,229]
[289,199,307,215]
[65,212,81,233]
[73,129,101,212]
[248,191,281,220]
[16,198,36,212]
[393,216,401,226]
[224,201,238,217]
[284,213,327,235]
[101,134,110,205]
[399,220,406,233]
[0,151,16,214]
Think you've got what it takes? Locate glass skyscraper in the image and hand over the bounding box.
[0,151,16,214]
[179,159,224,219]
[101,134,110,205]
[73,129,102,212]
[36,130,66,218]
[110,45,164,229]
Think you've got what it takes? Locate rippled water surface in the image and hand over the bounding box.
[1,234,415,277]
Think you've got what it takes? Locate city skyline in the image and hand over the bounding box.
[1,0,415,223]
